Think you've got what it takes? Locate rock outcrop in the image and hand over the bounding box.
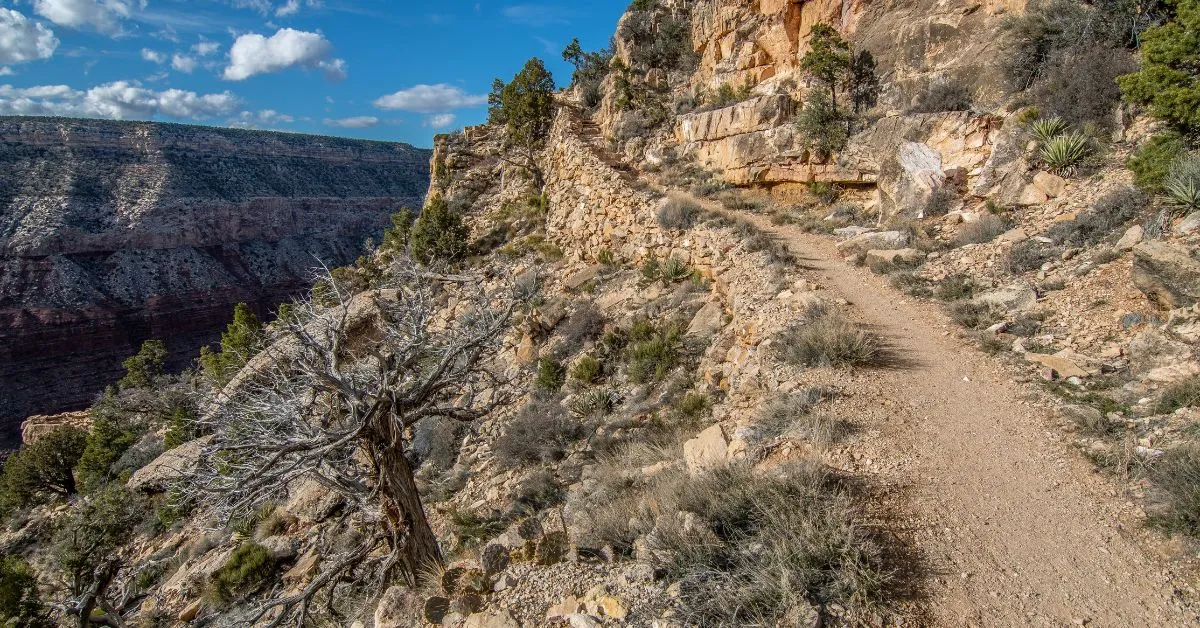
[0,116,430,445]
[1132,241,1200,309]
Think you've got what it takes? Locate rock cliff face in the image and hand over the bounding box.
[0,117,430,445]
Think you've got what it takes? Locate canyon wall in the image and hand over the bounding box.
[0,117,431,445]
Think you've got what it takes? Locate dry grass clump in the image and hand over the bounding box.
[1158,376,1200,414]
[775,304,883,368]
[657,196,702,230]
[953,213,1009,246]
[1147,444,1200,536]
[949,300,1005,330]
[756,389,846,444]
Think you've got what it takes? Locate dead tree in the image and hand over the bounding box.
[190,258,512,625]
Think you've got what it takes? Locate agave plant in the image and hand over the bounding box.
[1029,116,1068,144]
[1040,132,1091,176]
[1164,154,1200,213]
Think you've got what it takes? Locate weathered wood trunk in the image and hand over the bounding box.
[368,413,442,585]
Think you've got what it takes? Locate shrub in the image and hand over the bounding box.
[953,213,1009,246]
[626,321,683,383]
[676,392,710,420]
[1128,133,1188,193]
[571,356,603,384]
[1165,154,1200,213]
[163,406,196,450]
[52,485,146,597]
[0,427,87,514]
[207,542,277,605]
[657,197,701,230]
[1147,444,1200,535]
[411,195,470,265]
[934,274,976,301]
[1034,46,1136,129]
[0,557,47,627]
[535,357,565,393]
[75,399,147,492]
[1047,186,1147,246]
[199,303,264,387]
[796,90,848,162]
[411,417,465,471]
[775,307,882,367]
[950,301,1005,330]
[619,10,698,71]
[658,256,693,285]
[561,301,606,348]
[569,389,617,417]
[119,340,168,390]
[907,78,973,113]
[1118,0,1200,134]
[1005,239,1056,273]
[512,470,564,515]
[1039,132,1091,176]
[495,399,588,466]
[648,464,887,624]
[1158,376,1200,414]
[756,389,843,443]
[1029,117,1068,144]
[809,181,840,205]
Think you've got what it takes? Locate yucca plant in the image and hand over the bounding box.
[1164,154,1200,213]
[1029,116,1067,144]
[1040,132,1091,176]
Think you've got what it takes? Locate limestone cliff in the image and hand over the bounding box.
[0,117,430,445]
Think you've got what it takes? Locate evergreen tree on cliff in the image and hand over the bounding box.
[489,58,556,188]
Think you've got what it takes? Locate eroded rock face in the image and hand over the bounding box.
[1132,241,1200,309]
[0,117,430,445]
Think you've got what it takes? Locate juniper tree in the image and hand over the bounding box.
[1119,0,1200,134]
[488,58,556,187]
[189,258,513,625]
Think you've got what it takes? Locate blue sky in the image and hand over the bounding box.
[0,0,628,146]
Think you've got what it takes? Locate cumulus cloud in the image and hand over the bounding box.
[0,8,58,65]
[373,84,486,114]
[425,113,456,129]
[0,81,240,120]
[191,40,220,56]
[323,115,378,129]
[140,47,164,63]
[171,53,195,73]
[228,108,294,128]
[223,28,346,81]
[31,0,142,36]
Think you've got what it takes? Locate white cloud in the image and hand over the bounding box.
[140,47,164,63]
[191,40,220,56]
[0,8,58,65]
[228,108,294,128]
[171,53,195,72]
[31,0,143,36]
[0,81,240,120]
[274,0,321,17]
[0,67,14,76]
[425,113,456,129]
[373,84,486,113]
[323,115,378,129]
[222,28,346,81]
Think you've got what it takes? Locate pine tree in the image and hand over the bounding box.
[1119,0,1200,134]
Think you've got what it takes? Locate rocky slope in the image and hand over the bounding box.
[0,117,430,446]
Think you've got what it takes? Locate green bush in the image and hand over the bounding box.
[380,208,416,255]
[795,91,848,162]
[626,322,683,383]
[411,195,470,265]
[52,485,146,597]
[199,303,264,387]
[1029,116,1067,144]
[535,357,566,393]
[950,301,1005,330]
[676,392,710,420]
[207,542,277,605]
[1165,154,1200,212]
[1128,133,1188,193]
[119,340,167,390]
[571,356,603,383]
[619,9,697,71]
[0,427,87,514]
[0,557,48,627]
[163,406,197,450]
[75,404,143,493]
[934,274,975,301]
[1118,0,1200,134]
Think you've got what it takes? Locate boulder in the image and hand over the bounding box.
[892,141,946,216]
[974,283,1037,312]
[127,436,212,492]
[464,610,522,628]
[1177,211,1200,235]
[564,265,602,291]
[1026,353,1089,379]
[833,226,874,238]
[1018,184,1049,206]
[836,230,908,256]
[1115,225,1144,251]
[282,477,344,525]
[683,424,729,474]
[1032,171,1067,198]
[1132,242,1200,309]
[1126,329,1197,380]
[687,301,727,337]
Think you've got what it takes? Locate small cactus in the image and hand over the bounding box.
[534,531,569,566]
[423,596,451,624]
[453,593,485,616]
[440,566,466,594]
[481,543,510,576]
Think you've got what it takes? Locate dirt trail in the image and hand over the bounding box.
[739,212,1196,626]
[710,204,1196,625]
